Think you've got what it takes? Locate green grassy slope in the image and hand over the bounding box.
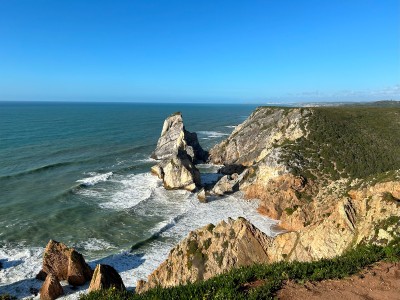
[280,106,400,181]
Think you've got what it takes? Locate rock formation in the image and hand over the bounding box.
[88,264,125,292]
[37,240,92,286]
[136,106,400,292]
[40,274,64,300]
[197,188,208,203]
[151,112,207,163]
[136,217,273,293]
[151,112,205,192]
[209,107,308,166]
[152,153,201,191]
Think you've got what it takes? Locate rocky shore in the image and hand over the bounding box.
[22,106,400,299]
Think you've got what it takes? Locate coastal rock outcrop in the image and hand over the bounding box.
[209,107,309,166]
[88,264,125,292]
[136,217,273,293]
[151,112,205,192]
[152,153,201,191]
[151,112,207,163]
[40,274,64,300]
[37,240,92,286]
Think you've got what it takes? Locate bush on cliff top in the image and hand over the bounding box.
[280,107,400,181]
[80,238,400,300]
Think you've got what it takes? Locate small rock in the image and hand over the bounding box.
[197,188,208,203]
[88,264,125,292]
[40,274,63,300]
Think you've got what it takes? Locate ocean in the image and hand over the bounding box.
[0,102,279,299]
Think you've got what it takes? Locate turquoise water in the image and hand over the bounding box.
[0,102,280,297]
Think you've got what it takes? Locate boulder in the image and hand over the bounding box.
[212,174,239,195]
[40,274,63,300]
[151,112,207,163]
[37,240,92,286]
[88,264,125,292]
[197,188,208,203]
[153,154,201,192]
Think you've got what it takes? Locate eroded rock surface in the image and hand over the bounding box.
[40,274,64,300]
[151,112,205,192]
[37,240,92,286]
[209,107,309,166]
[136,217,273,293]
[154,153,201,191]
[88,264,125,292]
[151,112,207,163]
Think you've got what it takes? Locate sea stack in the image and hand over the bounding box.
[151,112,206,191]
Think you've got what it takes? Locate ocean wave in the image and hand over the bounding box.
[0,243,43,297]
[197,131,230,138]
[225,125,237,128]
[99,173,160,210]
[0,161,78,180]
[74,238,116,252]
[76,172,113,187]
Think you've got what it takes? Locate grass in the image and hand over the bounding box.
[80,238,400,300]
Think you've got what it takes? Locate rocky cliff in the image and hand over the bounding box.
[136,217,273,293]
[136,106,400,291]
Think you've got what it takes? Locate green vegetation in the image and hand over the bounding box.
[280,107,400,182]
[80,239,400,300]
[0,295,17,300]
[284,205,299,216]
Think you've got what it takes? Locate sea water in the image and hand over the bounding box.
[0,102,279,299]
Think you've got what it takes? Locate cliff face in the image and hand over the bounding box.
[136,218,273,293]
[137,106,400,291]
[209,107,309,166]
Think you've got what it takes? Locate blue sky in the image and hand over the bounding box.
[0,0,399,103]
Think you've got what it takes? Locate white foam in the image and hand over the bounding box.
[197,131,229,138]
[1,172,279,299]
[135,157,157,163]
[99,173,160,210]
[76,172,113,187]
[0,244,43,298]
[74,238,116,252]
[225,125,237,128]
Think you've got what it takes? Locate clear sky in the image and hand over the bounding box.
[0,0,399,103]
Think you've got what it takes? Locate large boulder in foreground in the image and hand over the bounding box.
[136,217,273,293]
[152,153,201,192]
[151,112,207,163]
[40,274,64,300]
[88,264,125,292]
[37,240,92,286]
